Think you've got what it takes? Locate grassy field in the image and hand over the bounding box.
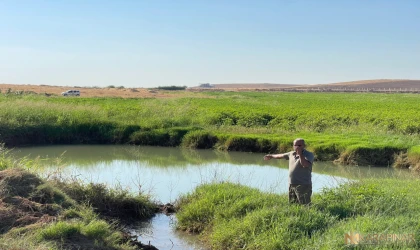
[1,89,420,249]
[175,178,420,249]
[0,91,420,168]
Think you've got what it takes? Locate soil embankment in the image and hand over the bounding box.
[0,167,160,249]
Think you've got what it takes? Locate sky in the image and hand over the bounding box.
[1,0,419,88]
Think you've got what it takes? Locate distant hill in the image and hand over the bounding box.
[211,83,300,89]
[190,83,300,89]
[192,79,420,91]
[307,79,420,89]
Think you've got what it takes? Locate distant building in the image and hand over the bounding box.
[199,83,214,88]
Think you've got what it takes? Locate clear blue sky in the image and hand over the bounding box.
[1,0,419,88]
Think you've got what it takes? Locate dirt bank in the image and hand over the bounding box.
[0,168,159,249]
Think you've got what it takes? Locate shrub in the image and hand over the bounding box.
[181,130,218,149]
[157,86,187,90]
[39,221,81,240]
[55,180,156,219]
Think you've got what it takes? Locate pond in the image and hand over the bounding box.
[10,145,410,250]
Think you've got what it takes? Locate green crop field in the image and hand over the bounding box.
[0,91,419,168]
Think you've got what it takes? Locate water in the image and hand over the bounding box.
[9,145,410,250]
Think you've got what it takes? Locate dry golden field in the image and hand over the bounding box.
[1,79,420,98]
[0,84,191,98]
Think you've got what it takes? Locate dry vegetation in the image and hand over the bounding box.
[211,79,420,91]
[1,79,420,98]
[0,166,159,249]
[308,79,420,89]
[0,84,189,98]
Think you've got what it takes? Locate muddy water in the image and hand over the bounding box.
[11,145,410,250]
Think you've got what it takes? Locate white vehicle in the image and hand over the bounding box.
[61,90,80,96]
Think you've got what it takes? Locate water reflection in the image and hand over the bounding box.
[129,214,207,250]
[11,145,409,201]
[10,145,412,250]
[9,145,359,202]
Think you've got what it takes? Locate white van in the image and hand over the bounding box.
[61,90,80,96]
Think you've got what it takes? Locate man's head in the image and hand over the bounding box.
[293,138,306,151]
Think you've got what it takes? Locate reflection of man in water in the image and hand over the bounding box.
[264,138,314,205]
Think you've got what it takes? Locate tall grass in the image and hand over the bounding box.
[0,148,157,249]
[407,145,420,171]
[176,177,420,249]
[54,180,157,219]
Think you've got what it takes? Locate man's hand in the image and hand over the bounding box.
[296,149,312,168]
[265,154,284,160]
[264,154,273,160]
[296,146,303,156]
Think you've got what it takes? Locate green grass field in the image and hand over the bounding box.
[1,91,420,168]
[175,178,420,249]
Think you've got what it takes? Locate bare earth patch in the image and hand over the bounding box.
[0,84,191,98]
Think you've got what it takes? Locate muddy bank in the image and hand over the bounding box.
[0,168,164,249]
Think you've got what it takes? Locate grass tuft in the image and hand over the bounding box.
[176,177,420,249]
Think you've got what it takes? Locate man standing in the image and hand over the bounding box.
[264,138,314,205]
